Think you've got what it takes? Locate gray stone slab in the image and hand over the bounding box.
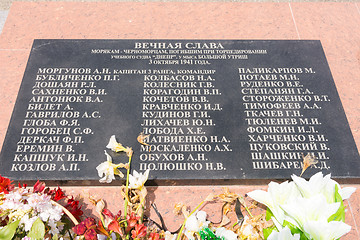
[0,39,359,184]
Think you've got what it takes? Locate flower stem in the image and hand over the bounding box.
[124,154,132,240]
[51,200,79,225]
[176,200,206,240]
[124,154,132,218]
[243,203,253,218]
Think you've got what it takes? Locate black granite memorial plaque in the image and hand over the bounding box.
[1,39,359,183]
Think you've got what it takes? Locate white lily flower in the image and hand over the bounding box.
[128,169,150,189]
[303,220,351,240]
[247,180,301,225]
[292,172,356,203]
[96,151,124,183]
[267,226,300,240]
[215,227,238,240]
[106,135,126,152]
[184,211,210,240]
[280,194,340,231]
[339,186,356,200]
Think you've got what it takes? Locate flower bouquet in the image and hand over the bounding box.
[0,176,82,239]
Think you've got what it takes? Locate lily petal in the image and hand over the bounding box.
[267,226,300,240]
[339,187,356,200]
[280,194,340,231]
[303,220,351,240]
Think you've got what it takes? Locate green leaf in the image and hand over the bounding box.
[283,220,302,234]
[334,184,343,203]
[199,228,221,240]
[265,207,274,221]
[0,220,20,240]
[263,226,276,239]
[27,217,45,240]
[283,220,310,240]
[329,185,345,222]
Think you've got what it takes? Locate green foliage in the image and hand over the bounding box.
[329,185,345,222]
[263,225,276,239]
[199,228,222,240]
[283,220,309,240]
[0,220,20,240]
[265,208,273,221]
[27,217,45,240]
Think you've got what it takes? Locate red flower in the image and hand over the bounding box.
[65,197,83,221]
[108,220,123,235]
[102,209,115,220]
[97,220,110,238]
[83,217,97,229]
[0,175,14,194]
[72,222,86,235]
[114,210,122,220]
[53,187,66,201]
[131,224,147,239]
[18,183,27,189]
[126,212,140,233]
[84,228,97,240]
[33,180,46,193]
[149,232,160,240]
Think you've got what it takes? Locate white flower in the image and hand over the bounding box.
[292,172,356,203]
[48,219,61,235]
[215,227,238,240]
[303,220,351,240]
[164,231,177,240]
[96,151,124,183]
[128,169,150,189]
[280,194,340,231]
[247,180,301,225]
[267,226,300,240]
[184,211,210,240]
[106,135,126,152]
[238,216,260,239]
[20,214,38,232]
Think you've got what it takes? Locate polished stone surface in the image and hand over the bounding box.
[1,39,359,182]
